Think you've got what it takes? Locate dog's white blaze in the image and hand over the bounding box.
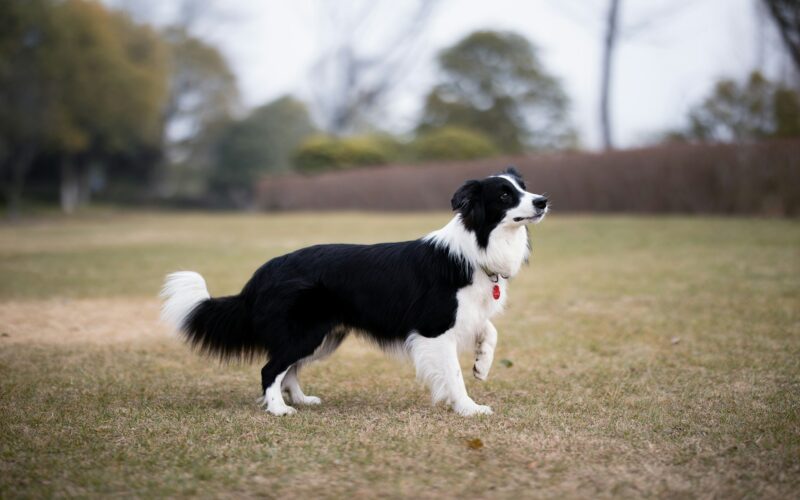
[159,271,210,335]
[495,174,549,225]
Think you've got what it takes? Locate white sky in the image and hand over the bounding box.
[114,0,791,149]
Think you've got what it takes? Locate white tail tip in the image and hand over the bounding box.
[160,271,210,333]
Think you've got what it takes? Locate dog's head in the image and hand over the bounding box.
[450,166,549,248]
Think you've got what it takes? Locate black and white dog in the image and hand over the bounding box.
[161,167,548,416]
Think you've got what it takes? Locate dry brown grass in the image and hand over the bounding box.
[1,212,798,498]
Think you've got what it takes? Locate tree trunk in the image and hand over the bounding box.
[60,158,80,214]
[4,146,35,221]
[78,163,92,207]
[600,0,621,151]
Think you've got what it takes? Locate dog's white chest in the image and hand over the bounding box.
[451,273,506,350]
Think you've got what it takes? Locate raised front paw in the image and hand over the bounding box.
[473,354,493,381]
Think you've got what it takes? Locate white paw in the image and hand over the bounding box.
[294,395,321,405]
[454,401,493,417]
[473,360,491,381]
[266,405,297,416]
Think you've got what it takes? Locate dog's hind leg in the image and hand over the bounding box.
[259,319,337,415]
[281,364,321,405]
[280,327,347,406]
[473,321,498,381]
[261,358,297,416]
[407,332,493,417]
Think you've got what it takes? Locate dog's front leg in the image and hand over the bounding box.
[408,332,492,416]
[473,321,498,381]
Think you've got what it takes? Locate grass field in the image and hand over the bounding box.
[1,211,798,498]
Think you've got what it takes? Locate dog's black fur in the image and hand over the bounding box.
[185,239,472,392]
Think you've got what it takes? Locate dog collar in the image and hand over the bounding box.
[482,268,508,301]
[482,267,509,282]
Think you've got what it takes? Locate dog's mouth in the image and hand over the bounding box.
[513,213,544,223]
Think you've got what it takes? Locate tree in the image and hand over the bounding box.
[1,0,168,215]
[307,0,440,134]
[210,96,316,204]
[0,0,55,218]
[763,0,800,74]
[107,0,241,198]
[418,30,575,153]
[47,0,168,212]
[600,0,621,150]
[161,27,239,164]
[672,71,800,143]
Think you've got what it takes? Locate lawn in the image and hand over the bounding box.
[1,211,798,498]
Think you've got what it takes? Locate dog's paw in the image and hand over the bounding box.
[473,353,493,381]
[473,361,490,381]
[266,405,297,416]
[293,395,321,405]
[454,401,493,417]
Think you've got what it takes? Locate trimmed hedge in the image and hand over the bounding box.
[412,126,498,161]
[259,140,800,216]
[293,135,391,172]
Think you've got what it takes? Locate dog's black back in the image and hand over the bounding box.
[185,239,472,390]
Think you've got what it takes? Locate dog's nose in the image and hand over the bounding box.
[532,197,548,210]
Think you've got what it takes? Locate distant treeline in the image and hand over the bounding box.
[2,1,799,217]
[257,140,800,216]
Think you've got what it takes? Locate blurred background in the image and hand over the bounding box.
[1,0,799,217]
[2,3,800,496]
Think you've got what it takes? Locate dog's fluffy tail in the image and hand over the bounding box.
[160,271,263,361]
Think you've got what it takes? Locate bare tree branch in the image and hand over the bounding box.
[600,0,621,150]
[763,0,800,75]
[308,0,440,135]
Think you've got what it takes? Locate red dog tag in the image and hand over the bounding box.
[492,284,500,300]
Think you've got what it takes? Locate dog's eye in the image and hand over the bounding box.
[500,192,510,203]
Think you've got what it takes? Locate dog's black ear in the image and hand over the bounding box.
[451,180,481,211]
[451,180,485,232]
[503,166,525,188]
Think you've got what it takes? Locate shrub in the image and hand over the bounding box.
[412,127,498,161]
[293,135,392,172]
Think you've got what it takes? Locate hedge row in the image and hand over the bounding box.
[258,140,800,216]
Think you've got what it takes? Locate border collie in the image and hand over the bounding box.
[160,167,548,416]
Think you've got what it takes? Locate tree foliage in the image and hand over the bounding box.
[411,126,498,161]
[674,71,800,143]
[0,0,57,216]
[162,27,239,158]
[52,0,168,211]
[418,30,575,153]
[293,135,393,173]
[0,0,169,214]
[210,96,315,203]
